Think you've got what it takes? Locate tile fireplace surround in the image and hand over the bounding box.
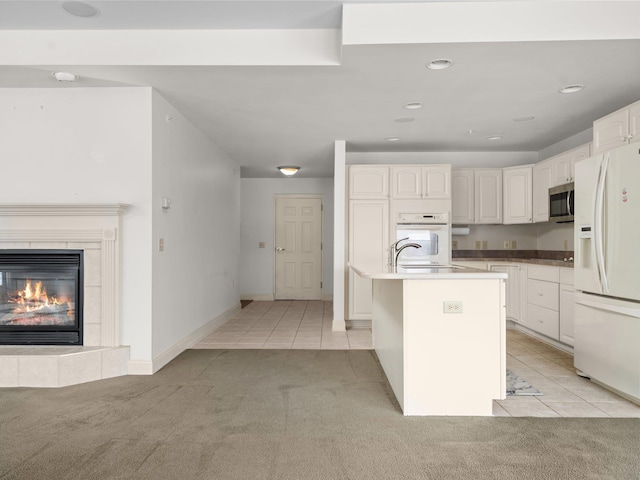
[0,204,130,388]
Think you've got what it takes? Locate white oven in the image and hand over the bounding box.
[395,212,451,265]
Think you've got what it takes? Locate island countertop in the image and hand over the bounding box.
[348,263,508,280]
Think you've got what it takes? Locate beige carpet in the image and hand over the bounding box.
[1,349,638,479]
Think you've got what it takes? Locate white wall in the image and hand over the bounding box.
[0,87,154,360]
[538,128,592,162]
[240,178,334,300]
[151,91,241,360]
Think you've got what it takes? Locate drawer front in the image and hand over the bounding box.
[527,264,560,282]
[527,304,560,340]
[559,268,574,286]
[527,279,559,310]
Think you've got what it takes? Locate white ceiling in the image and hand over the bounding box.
[2,1,640,178]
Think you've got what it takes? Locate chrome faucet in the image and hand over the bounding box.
[389,238,421,266]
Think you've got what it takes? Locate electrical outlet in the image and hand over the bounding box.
[482,240,488,250]
[503,240,510,249]
[158,238,165,252]
[475,240,481,250]
[452,240,458,250]
[443,301,463,314]
[564,239,568,250]
[511,240,517,249]
[258,242,265,248]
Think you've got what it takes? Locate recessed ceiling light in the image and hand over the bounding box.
[513,115,536,122]
[52,72,78,82]
[403,103,423,110]
[559,84,585,94]
[427,58,453,70]
[61,1,100,18]
[487,135,503,141]
[394,117,415,123]
[386,137,401,142]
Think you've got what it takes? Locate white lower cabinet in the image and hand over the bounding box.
[456,261,575,346]
[523,265,560,341]
[559,268,575,346]
[348,200,389,320]
[489,263,522,322]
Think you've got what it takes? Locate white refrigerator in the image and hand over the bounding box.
[574,142,640,403]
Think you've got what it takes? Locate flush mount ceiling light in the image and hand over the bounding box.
[395,117,415,123]
[52,71,78,82]
[403,102,423,110]
[559,84,585,94]
[277,166,300,176]
[487,135,503,141]
[61,1,100,17]
[386,137,401,142]
[426,58,453,70]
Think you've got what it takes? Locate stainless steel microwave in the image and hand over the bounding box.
[549,182,574,223]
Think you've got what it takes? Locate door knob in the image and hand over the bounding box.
[276,247,285,253]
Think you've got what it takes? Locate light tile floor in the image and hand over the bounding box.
[193,300,640,418]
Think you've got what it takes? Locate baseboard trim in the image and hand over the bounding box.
[242,294,274,301]
[128,302,241,375]
[127,360,154,375]
[512,324,574,355]
[346,319,371,329]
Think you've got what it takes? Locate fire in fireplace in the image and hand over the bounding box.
[0,250,83,345]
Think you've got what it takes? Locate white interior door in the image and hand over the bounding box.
[275,196,322,300]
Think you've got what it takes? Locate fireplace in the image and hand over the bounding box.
[0,250,83,345]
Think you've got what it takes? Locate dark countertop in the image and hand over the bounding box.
[453,250,574,268]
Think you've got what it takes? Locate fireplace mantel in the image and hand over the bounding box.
[0,203,129,216]
[0,203,131,387]
[0,203,129,348]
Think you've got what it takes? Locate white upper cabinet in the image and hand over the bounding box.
[391,166,421,198]
[533,159,553,223]
[421,165,451,198]
[349,166,389,199]
[474,169,503,224]
[390,164,451,199]
[550,143,590,187]
[593,100,640,154]
[451,169,475,224]
[503,165,533,224]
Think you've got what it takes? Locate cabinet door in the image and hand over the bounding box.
[451,169,475,224]
[503,166,532,224]
[593,108,629,155]
[490,264,520,322]
[391,166,421,199]
[551,152,572,187]
[532,159,552,222]
[629,101,640,146]
[348,200,389,320]
[559,284,575,346]
[349,166,389,199]
[422,165,451,198]
[474,169,502,224]
[569,143,591,181]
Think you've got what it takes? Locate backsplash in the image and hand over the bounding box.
[452,223,574,251]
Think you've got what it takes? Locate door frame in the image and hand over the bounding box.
[273,194,324,300]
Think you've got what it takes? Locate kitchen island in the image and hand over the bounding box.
[349,263,507,416]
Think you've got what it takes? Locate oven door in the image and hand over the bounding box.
[395,224,450,265]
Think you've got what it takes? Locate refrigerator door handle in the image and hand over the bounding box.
[594,153,609,294]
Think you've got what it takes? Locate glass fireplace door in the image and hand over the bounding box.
[0,250,83,345]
